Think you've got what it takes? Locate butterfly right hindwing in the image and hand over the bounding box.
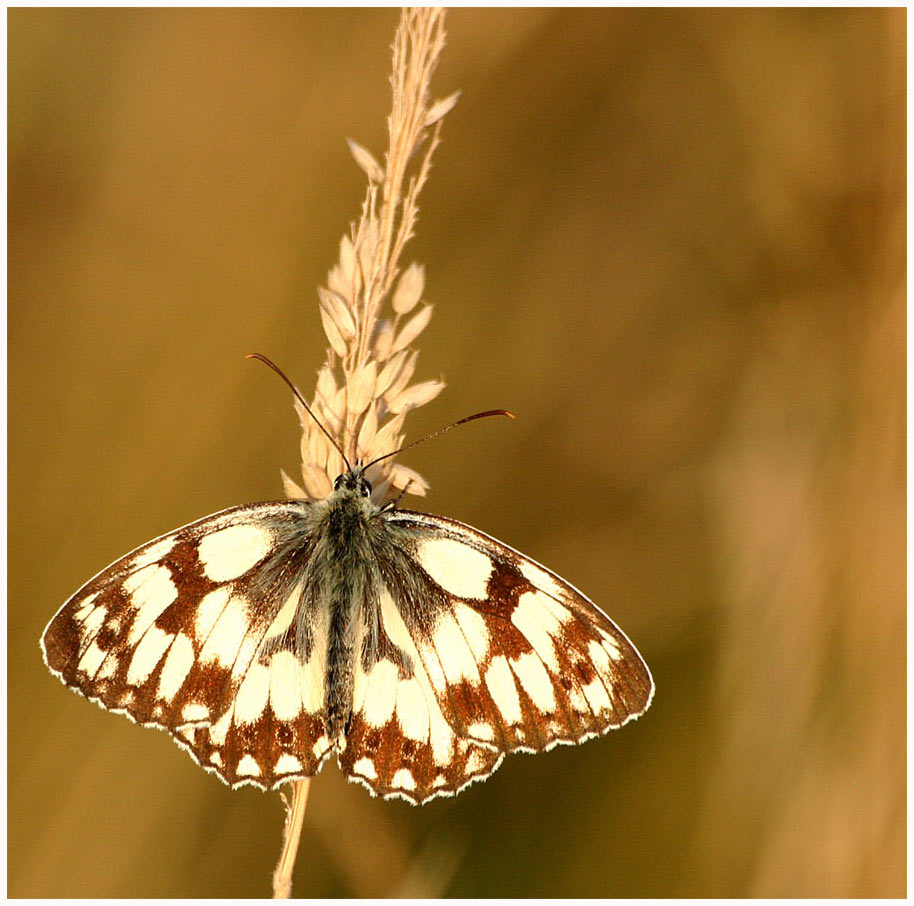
[338,582,504,803]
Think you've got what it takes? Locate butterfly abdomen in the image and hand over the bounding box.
[316,489,385,738]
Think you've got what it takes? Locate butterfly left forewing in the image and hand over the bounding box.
[41,501,333,789]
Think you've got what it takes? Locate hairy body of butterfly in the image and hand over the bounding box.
[42,467,653,804]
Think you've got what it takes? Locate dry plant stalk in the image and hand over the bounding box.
[272,778,310,899]
[280,7,458,509]
[272,8,456,898]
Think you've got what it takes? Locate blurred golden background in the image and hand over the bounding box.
[9,8,904,897]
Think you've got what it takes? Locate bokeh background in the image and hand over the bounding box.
[9,8,905,897]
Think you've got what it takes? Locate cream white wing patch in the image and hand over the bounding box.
[414,536,493,599]
[197,524,274,582]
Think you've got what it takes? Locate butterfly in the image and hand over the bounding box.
[41,363,654,804]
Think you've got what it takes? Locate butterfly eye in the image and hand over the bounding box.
[333,475,345,491]
[361,480,372,498]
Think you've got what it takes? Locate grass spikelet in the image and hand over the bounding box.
[286,7,454,505]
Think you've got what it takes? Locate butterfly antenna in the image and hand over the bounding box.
[364,409,515,471]
[246,353,351,471]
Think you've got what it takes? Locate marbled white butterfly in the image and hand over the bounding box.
[41,364,653,804]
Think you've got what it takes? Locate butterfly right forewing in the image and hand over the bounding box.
[378,511,654,754]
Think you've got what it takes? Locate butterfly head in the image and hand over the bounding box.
[332,468,373,499]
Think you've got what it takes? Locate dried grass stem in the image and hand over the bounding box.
[272,779,311,899]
